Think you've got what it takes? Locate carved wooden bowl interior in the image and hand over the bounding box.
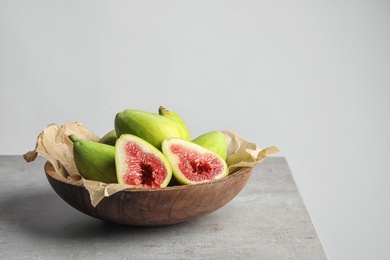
[44,161,253,226]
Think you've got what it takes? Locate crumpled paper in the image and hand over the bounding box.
[24,122,279,207]
[23,122,100,180]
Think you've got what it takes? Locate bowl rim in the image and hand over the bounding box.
[44,161,253,193]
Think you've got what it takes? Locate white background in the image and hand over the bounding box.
[1,1,389,259]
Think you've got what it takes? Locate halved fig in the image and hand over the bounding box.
[116,134,172,188]
[162,138,228,185]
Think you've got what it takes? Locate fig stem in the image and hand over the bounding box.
[68,134,79,143]
[158,105,169,115]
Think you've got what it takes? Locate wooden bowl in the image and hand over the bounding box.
[44,161,253,226]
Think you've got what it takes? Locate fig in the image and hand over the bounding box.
[69,134,117,183]
[192,131,227,160]
[115,109,190,150]
[162,138,228,185]
[98,129,117,146]
[115,134,172,188]
[158,106,191,140]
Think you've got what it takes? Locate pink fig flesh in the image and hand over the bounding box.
[162,138,228,185]
[116,134,172,188]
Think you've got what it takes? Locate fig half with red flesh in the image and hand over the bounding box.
[116,134,172,188]
[162,138,228,185]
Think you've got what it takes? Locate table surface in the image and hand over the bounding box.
[0,156,327,260]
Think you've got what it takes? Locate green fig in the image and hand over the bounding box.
[158,106,191,140]
[69,134,117,183]
[192,131,227,160]
[98,129,117,146]
[162,138,228,185]
[115,134,172,188]
[115,109,190,150]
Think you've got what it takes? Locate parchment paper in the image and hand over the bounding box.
[24,122,279,207]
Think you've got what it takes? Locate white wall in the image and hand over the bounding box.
[1,1,389,259]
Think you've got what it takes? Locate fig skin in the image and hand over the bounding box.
[98,129,117,146]
[158,106,191,141]
[115,109,189,150]
[115,134,172,188]
[192,131,227,161]
[162,138,228,185]
[69,134,117,183]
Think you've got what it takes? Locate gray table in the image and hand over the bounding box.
[0,156,327,259]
